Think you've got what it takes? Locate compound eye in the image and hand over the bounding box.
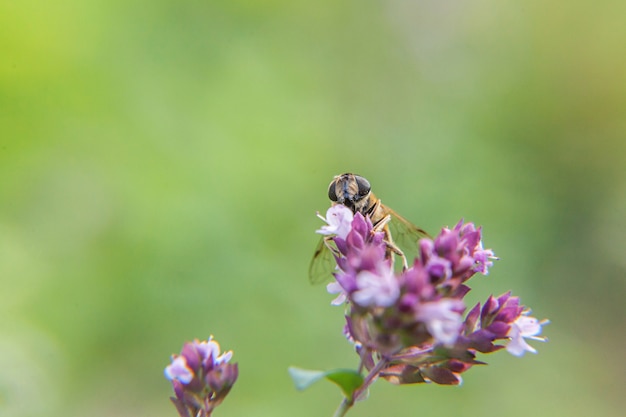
[328,180,338,202]
[354,175,371,197]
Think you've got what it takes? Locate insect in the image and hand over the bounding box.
[309,173,430,284]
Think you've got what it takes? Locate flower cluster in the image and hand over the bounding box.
[317,205,548,386]
[164,336,238,417]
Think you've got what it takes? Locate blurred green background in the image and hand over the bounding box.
[1,1,625,416]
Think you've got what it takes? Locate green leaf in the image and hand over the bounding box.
[288,367,364,397]
[288,367,326,391]
[323,369,364,398]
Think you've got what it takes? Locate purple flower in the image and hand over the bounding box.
[165,336,238,417]
[472,242,496,275]
[195,337,233,367]
[424,254,453,281]
[460,292,550,357]
[415,299,465,345]
[327,281,347,305]
[352,266,399,308]
[164,356,194,384]
[312,207,548,390]
[506,311,549,356]
[420,220,497,285]
[316,205,354,240]
[326,212,391,307]
[454,221,498,275]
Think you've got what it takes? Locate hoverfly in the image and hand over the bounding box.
[309,173,430,284]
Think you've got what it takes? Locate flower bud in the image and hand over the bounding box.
[164,336,238,417]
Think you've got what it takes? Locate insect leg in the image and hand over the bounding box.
[323,235,340,257]
[386,240,409,270]
[373,215,409,271]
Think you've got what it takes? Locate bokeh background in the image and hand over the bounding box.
[1,1,625,416]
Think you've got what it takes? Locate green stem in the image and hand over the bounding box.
[332,397,353,417]
[332,356,390,417]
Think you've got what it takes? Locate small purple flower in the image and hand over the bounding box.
[454,221,498,275]
[327,280,347,305]
[472,241,496,275]
[165,336,238,417]
[506,311,549,356]
[164,356,194,384]
[415,299,465,345]
[424,254,452,281]
[316,205,354,240]
[196,337,233,367]
[416,220,497,290]
[352,266,399,308]
[326,211,392,308]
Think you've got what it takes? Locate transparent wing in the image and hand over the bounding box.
[386,207,431,266]
[308,236,337,285]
